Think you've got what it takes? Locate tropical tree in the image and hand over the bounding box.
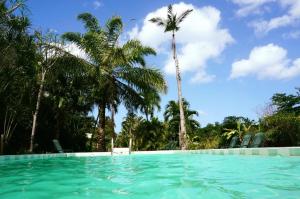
[44,56,94,140]
[63,13,167,151]
[0,0,37,153]
[135,117,165,150]
[0,0,25,17]
[164,99,199,146]
[29,31,67,152]
[117,112,143,149]
[223,120,247,140]
[258,88,300,147]
[139,88,161,121]
[260,112,300,146]
[271,88,300,115]
[118,114,166,151]
[192,122,223,149]
[150,4,193,149]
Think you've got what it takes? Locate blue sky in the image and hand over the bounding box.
[27,0,300,132]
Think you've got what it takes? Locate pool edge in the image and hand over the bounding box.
[1,147,300,161]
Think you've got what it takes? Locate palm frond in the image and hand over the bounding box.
[116,80,144,111]
[118,67,167,93]
[82,31,107,64]
[167,4,173,16]
[77,13,100,32]
[61,32,82,46]
[187,110,198,117]
[149,17,166,27]
[176,9,193,24]
[149,4,192,33]
[106,16,123,36]
[122,39,156,66]
[105,16,123,47]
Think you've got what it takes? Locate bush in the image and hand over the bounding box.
[188,135,221,149]
[261,113,300,146]
[161,141,179,150]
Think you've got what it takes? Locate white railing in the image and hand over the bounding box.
[111,138,132,155]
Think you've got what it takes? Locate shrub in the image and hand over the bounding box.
[261,113,300,146]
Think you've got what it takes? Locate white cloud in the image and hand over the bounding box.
[191,71,215,83]
[230,43,300,80]
[231,0,275,17]
[283,30,300,39]
[128,2,233,84]
[232,0,300,34]
[93,0,102,10]
[128,25,139,40]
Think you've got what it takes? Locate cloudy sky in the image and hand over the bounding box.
[27,0,300,131]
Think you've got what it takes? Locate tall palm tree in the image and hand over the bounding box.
[63,13,167,151]
[150,4,193,149]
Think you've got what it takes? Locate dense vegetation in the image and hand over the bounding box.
[1,1,299,154]
[115,90,300,150]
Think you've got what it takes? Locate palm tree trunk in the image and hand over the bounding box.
[111,105,116,139]
[172,32,187,150]
[90,115,99,151]
[129,127,132,148]
[97,103,106,151]
[29,71,45,153]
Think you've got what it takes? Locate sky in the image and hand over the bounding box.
[26,0,300,132]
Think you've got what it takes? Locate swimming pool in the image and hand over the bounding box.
[1,153,300,199]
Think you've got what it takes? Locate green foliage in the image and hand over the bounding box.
[189,123,222,149]
[271,88,300,115]
[135,118,165,150]
[115,113,142,149]
[261,113,300,146]
[63,12,167,151]
[1,0,300,154]
[258,88,300,147]
[149,4,193,33]
[117,114,166,151]
[189,135,221,149]
[164,99,200,141]
[223,118,256,141]
[0,2,98,154]
[0,0,37,153]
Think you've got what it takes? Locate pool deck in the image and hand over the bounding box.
[1,147,300,161]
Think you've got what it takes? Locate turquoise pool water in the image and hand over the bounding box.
[1,154,300,199]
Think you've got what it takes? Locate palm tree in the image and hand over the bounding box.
[164,99,200,145]
[139,88,161,121]
[119,112,143,150]
[150,4,193,149]
[63,13,167,151]
[136,117,165,150]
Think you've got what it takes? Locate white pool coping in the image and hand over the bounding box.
[1,147,300,161]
